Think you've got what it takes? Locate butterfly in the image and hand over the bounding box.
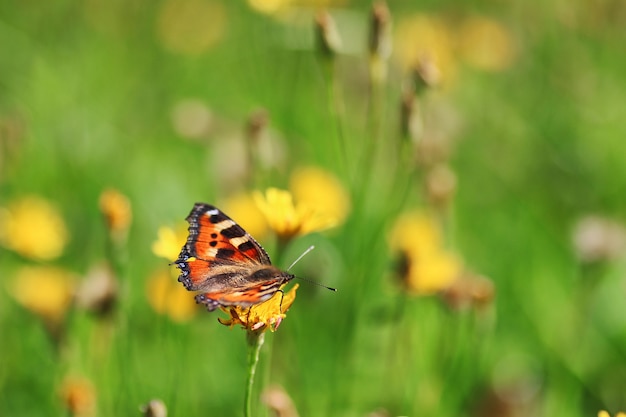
[174,203,295,312]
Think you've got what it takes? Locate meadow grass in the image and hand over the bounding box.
[1,1,625,416]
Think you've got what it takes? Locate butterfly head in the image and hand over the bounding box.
[250,266,295,284]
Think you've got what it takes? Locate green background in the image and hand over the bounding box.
[1,0,625,416]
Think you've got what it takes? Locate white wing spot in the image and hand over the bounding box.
[214,219,235,231]
[230,236,249,247]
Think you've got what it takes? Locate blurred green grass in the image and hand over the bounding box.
[1,0,626,416]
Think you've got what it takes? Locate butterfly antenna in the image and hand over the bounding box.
[294,274,337,292]
[287,245,316,271]
[287,245,337,292]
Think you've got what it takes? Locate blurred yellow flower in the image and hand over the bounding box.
[289,166,350,226]
[389,211,442,256]
[9,266,75,323]
[147,268,198,322]
[393,14,458,87]
[389,211,460,295]
[156,0,226,56]
[457,16,517,72]
[219,284,298,332]
[60,376,96,417]
[152,225,187,261]
[0,195,69,261]
[220,192,269,241]
[248,0,289,15]
[254,188,337,242]
[404,248,461,295]
[99,188,132,241]
[247,0,347,16]
[599,412,626,417]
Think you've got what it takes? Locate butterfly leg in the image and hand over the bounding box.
[277,289,285,314]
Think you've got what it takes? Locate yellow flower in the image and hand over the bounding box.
[146,268,198,322]
[152,225,187,261]
[248,0,290,15]
[9,266,75,323]
[60,376,96,417]
[220,192,269,241]
[253,167,349,242]
[457,16,517,73]
[247,0,347,16]
[156,0,226,56]
[390,211,460,295]
[289,166,350,226]
[405,250,460,295]
[389,211,442,256]
[0,195,68,261]
[99,188,132,241]
[599,412,626,417]
[218,284,298,332]
[254,188,337,242]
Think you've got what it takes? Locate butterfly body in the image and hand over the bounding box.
[175,203,294,311]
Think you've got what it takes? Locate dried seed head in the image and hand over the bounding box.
[246,108,269,144]
[369,1,392,59]
[442,272,495,311]
[425,164,457,209]
[413,55,441,93]
[60,376,96,417]
[140,399,167,417]
[415,133,452,169]
[368,2,392,83]
[400,89,423,142]
[99,188,132,243]
[366,409,391,417]
[76,263,118,317]
[572,215,626,263]
[243,108,286,185]
[262,385,299,417]
[315,11,342,58]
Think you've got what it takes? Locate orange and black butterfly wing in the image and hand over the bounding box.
[174,203,284,311]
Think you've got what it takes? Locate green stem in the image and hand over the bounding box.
[319,56,348,183]
[244,331,265,417]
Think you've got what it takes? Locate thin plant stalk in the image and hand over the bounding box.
[244,330,265,417]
